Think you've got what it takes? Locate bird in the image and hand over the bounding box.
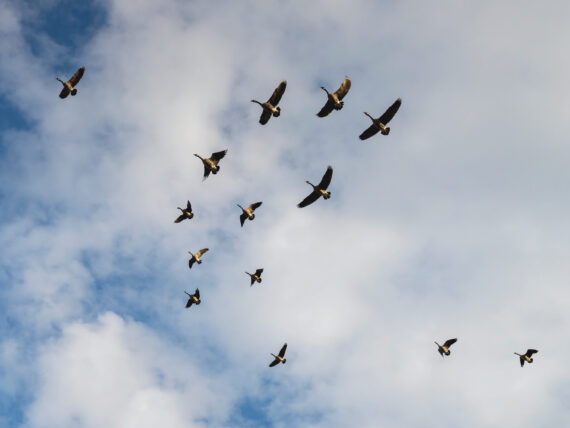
[251,80,287,125]
[188,248,209,269]
[514,349,538,367]
[237,201,262,226]
[194,150,227,180]
[246,268,263,286]
[435,338,457,357]
[317,76,351,117]
[269,343,287,367]
[174,200,194,223]
[359,98,402,140]
[184,289,201,308]
[298,166,333,208]
[56,66,85,99]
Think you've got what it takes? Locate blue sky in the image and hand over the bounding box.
[1,0,570,427]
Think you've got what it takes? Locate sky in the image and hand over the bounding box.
[1,0,570,426]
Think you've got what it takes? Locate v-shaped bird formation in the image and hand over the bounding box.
[56,67,539,371]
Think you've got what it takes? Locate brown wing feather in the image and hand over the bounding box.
[268,81,287,106]
[443,338,457,348]
[359,124,379,140]
[195,288,200,299]
[186,200,192,211]
[196,248,209,257]
[269,358,280,367]
[279,343,287,357]
[378,98,402,125]
[68,66,85,86]
[174,214,186,223]
[249,201,262,211]
[59,87,70,99]
[334,77,351,100]
[240,212,247,226]
[255,268,263,276]
[210,150,227,162]
[298,191,321,208]
[525,349,538,357]
[259,109,271,125]
[318,166,333,189]
[317,99,335,117]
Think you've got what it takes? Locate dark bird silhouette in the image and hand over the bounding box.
[435,338,457,357]
[56,66,85,99]
[237,201,262,226]
[298,166,333,208]
[251,81,287,125]
[514,349,538,367]
[317,76,351,117]
[184,289,201,308]
[188,248,209,269]
[269,343,287,367]
[194,150,227,180]
[246,268,264,286]
[359,98,402,140]
[174,200,194,223]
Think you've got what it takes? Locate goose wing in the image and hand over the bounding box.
[68,66,85,86]
[443,338,457,348]
[317,166,333,190]
[188,257,196,269]
[297,190,321,208]
[359,124,379,140]
[259,109,272,125]
[255,268,264,276]
[278,343,287,358]
[378,98,402,125]
[174,214,186,223]
[250,275,255,286]
[520,356,525,367]
[186,200,192,211]
[210,150,227,164]
[195,288,200,299]
[202,163,211,180]
[269,358,280,367]
[249,201,263,212]
[268,80,287,106]
[240,212,247,227]
[525,349,538,357]
[196,248,209,258]
[317,99,335,117]
[59,87,70,99]
[185,298,193,308]
[334,76,351,100]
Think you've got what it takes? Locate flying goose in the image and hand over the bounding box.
[298,166,333,208]
[246,268,263,286]
[435,338,457,357]
[514,349,538,367]
[194,150,227,180]
[269,343,287,367]
[184,289,201,308]
[317,76,351,117]
[359,98,402,140]
[56,66,85,99]
[174,200,194,223]
[237,201,262,226]
[251,80,287,125]
[188,248,209,269]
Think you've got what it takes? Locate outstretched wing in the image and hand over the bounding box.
[195,288,200,299]
[520,356,525,367]
[298,191,321,208]
[318,166,333,190]
[317,100,335,117]
[269,358,280,367]
[68,66,85,86]
[268,80,287,106]
[59,87,70,99]
[240,212,247,227]
[279,343,287,358]
[210,150,227,162]
[359,124,379,140]
[525,349,538,357]
[174,214,186,223]
[250,275,255,286]
[186,200,192,211]
[185,298,193,308]
[196,248,209,257]
[259,109,272,125]
[202,164,211,180]
[249,201,262,212]
[443,338,457,348]
[378,98,402,125]
[255,268,264,276]
[334,77,351,100]
[189,257,195,269]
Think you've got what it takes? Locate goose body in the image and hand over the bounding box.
[188,248,209,269]
[56,66,85,99]
[269,343,287,367]
[514,349,538,367]
[317,76,351,117]
[252,81,287,125]
[174,200,194,223]
[238,201,262,226]
[246,268,264,286]
[194,150,227,180]
[184,289,201,308]
[435,338,457,357]
[298,166,333,208]
[359,98,402,140]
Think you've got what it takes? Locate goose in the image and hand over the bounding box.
[269,343,287,367]
[317,76,351,117]
[237,201,262,226]
[359,98,402,140]
[251,80,287,125]
[174,200,194,223]
[298,166,333,208]
[246,268,263,286]
[56,66,85,99]
[188,248,209,269]
[514,349,538,367]
[194,150,227,180]
[184,289,201,308]
[435,338,457,357]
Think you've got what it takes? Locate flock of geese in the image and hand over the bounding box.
[57,67,539,368]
